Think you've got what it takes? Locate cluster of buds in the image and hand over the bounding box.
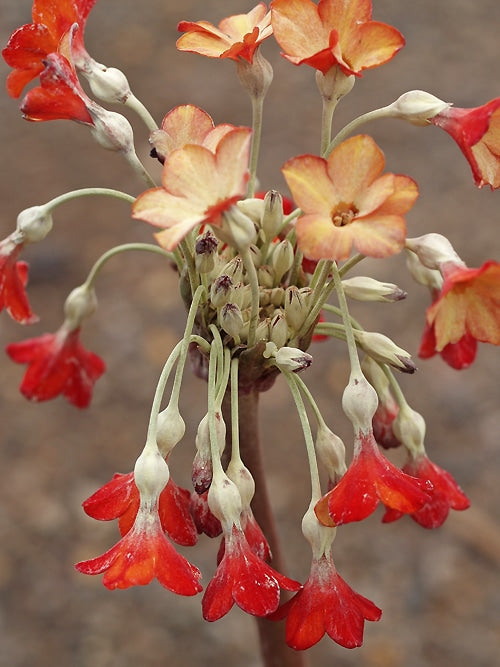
[1,0,499,662]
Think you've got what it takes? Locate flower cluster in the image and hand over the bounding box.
[2,0,499,661]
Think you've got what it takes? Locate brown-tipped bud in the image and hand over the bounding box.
[16,205,53,243]
[63,285,97,329]
[261,190,284,242]
[192,412,225,494]
[355,330,416,373]
[219,256,244,283]
[210,274,234,309]
[269,312,288,348]
[231,282,252,310]
[342,276,407,302]
[405,233,463,271]
[264,342,313,373]
[284,285,309,331]
[271,239,294,285]
[219,302,244,338]
[258,265,275,288]
[255,318,270,343]
[195,230,219,274]
[248,243,262,267]
[315,425,347,487]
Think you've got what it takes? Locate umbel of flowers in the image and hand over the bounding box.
[2,1,499,664]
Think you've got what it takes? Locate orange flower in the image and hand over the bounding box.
[177,3,272,63]
[426,260,500,351]
[271,0,404,76]
[132,127,252,250]
[282,134,418,261]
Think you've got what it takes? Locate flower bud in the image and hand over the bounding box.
[265,342,313,373]
[207,471,243,528]
[270,287,285,307]
[156,402,185,457]
[393,404,426,456]
[272,239,294,285]
[134,446,170,499]
[405,249,443,290]
[89,107,136,153]
[195,230,218,274]
[405,234,463,271]
[255,318,270,343]
[342,373,379,431]
[192,412,226,493]
[387,90,450,126]
[258,265,275,288]
[219,256,244,283]
[284,285,309,331]
[16,206,53,243]
[236,49,273,99]
[315,425,347,487]
[217,206,257,250]
[85,63,132,105]
[226,459,255,508]
[219,302,244,338]
[261,190,284,241]
[269,312,288,348]
[63,285,97,328]
[354,330,416,373]
[231,282,252,310]
[210,274,234,308]
[342,276,406,302]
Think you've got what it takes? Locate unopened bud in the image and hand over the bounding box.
[258,265,275,288]
[387,90,450,126]
[354,330,416,373]
[16,206,53,243]
[284,286,309,331]
[236,49,273,99]
[217,206,257,250]
[272,239,294,285]
[231,282,252,310]
[342,373,379,431]
[264,342,312,373]
[63,285,97,328]
[219,256,244,283]
[86,63,132,105]
[393,404,426,456]
[261,190,284,241]
[226,459,255,508]
[89,107,136,153]
[192,412,226,493]
[269,312,288,348]
[219,302,244,337]
[405,234,463,271]
[210,274,234,308]
[255,318,270,343]
[315,425,347,487]
[342,276,406,302]
[195,230,218,273]
[156,402,185,457]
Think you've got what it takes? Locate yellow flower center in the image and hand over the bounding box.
[332,203,357,227]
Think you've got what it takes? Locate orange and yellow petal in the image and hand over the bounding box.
[350,214,406,258]
[346,21,404,73]
[296,214,355,261]
[282,154,337,214]
[271,0,329,61]
[326,135,386,203]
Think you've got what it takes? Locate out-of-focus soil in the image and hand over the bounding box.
[0,2,499,666]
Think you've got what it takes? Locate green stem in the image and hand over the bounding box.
[241,246,260,347]
[124,93,159,132]
[320,96,338,156]
[145,342,182,445]
[83,242,172,290]
[338,252,366,277]
[46,187,136,211]
[325,107,392,156]
[247,94,264,198]
[330,262,362,375]
[123,148,157,188]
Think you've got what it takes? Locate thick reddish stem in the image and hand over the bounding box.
[235,390,308,667]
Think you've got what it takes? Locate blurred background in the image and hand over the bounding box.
[0,1,499,666]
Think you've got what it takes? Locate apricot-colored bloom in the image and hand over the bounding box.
[7,325,105,407]
[271,0,404,76]
[2,0,96,98]
[383,454,470,528]
[83,471,198,546]
[283,135,418,261]
[315,430,431,526]
[426,260,500,352]
[202,525,300,621]
[419,302,478,370]
[273,555,381,649]
[177,3,272,63]
[0,236,38,324]
[150,105,235,164]
[75,504,203,594]
[132,127,252,251]
[20,53,93,124]
[430,98,500,189]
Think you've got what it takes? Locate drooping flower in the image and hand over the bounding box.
[132,127,252,251]
[425,260,500,353]
[20,53,93,124]
[315,429,431,526]
[2,0,96,97]
[7,325,105,407]
[76,499,202,593]
[177,3,272,63]
[82,471,198,546]
[150,104,236,164]
[190,490,223,538]
[271,0,404,76]
[430,98,500,189]
[202,525,300,620]
[217,507,272,564]
[382,454,470,528]
[419,304,478,369]
[0,235,38,324]
[283,135,418,261]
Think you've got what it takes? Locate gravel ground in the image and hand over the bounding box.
[0,2,499,666]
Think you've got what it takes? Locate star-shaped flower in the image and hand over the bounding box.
[0,235,38,324]
[76,502,202,594]
[271,0,404,76]
[132,127,252,251]
[83,471,198,546]
[430,98,500,189]
[7,325,105,408]
[2,0,96,98]
[425,260,500,353]
[177,3,272,64]
[382,454,470,528]
[315,429,431,526]
[202,525,300,621]
[283,134,418,261]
